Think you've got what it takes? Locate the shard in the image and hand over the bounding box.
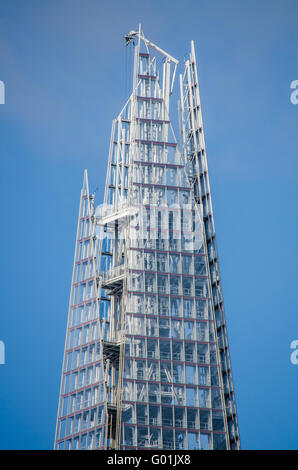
[54,26,240,450]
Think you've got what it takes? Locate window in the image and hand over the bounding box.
[171,298,181,317]
[200,410,210,430]
[88,344,95,363]
[87,281,93,299]
[182,277,192,296]
[163,429,174,449]
[77,306,84,324]
[198,366,209,386]
[173,364,183,383]
[174,386,185,405]
[76,391,83,410]
[183,299,194,318]
[184,321,195,340]
[213,433,227,450]
[186,387,196,406]
[88,431,94,450]
[61,397,68,417]
[199,388,210,408]
[82,326,89,344]
[79,283,86,303]
[149,405,160,426]
[182,255,192,274]
[147,339,158,359]
[197,322,207,341]
[136,382,147,402]
[124,425,135,447]
[74,328,82,347]
[171,320,182,339]
[84,389,91,408]
[157,274,168,294]
[211,389,222,409]
[169,254,179,273]
[195,278,209,298]
[80,347,87,366]
[74,414,81,433]
[63,374,70,394]
[196,299,209,319]
[71,372,78,391]
[185,343,195,362]
[174,407,185,427]
[82,411,89,430]
[150,427,161,447]
[158,297,169,316]
[65,439,72,450]
[97,406,104,425]
[210,366,219,386]
[68,330,74,349]
[59,419,66,439]
[72,349,79,369]
[148,383,160,403]
[136,404,148,425]
[159,319,170,338]
[95,428,102,448]
[80,434,87,450]
[170,276,180,295]
[194,256,207,275]
[73,437,79,450]
[212,411,225,432]
[187,408,198,430]
[66,416,73,436]
[69,394,76,413]
[186,366,196,384]
[147,318,157,337]
[157,253,167,272]
[188,431,199,450]
[78,369,85,388]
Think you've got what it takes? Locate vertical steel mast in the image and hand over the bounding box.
[55,27,240,451]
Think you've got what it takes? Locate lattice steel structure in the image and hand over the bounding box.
[54,26,240,450]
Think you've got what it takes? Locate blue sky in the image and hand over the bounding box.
[0,0,298,450]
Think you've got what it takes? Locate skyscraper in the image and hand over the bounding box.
[54,26,240,451]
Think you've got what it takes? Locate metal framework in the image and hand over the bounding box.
[54,26,240,450]
[179,41,240,448]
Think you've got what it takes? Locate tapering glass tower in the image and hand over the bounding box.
[54,26,240,451]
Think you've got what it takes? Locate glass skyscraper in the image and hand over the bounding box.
[54,26,240,451]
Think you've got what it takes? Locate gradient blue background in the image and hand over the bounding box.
[0,0,297,450]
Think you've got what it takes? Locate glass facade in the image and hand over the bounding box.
[55,176,107,450]
[55,28,240,450]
